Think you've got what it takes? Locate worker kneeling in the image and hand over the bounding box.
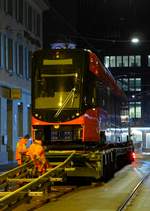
[27,138,48,176]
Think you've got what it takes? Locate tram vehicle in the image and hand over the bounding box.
[31,48,134,180]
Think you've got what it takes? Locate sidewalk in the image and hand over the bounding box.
[0,161,17,172]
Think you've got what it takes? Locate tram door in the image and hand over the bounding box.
[7,100,13,160]
[146,133,150,148]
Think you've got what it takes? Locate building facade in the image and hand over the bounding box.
[102,43,150,151]
[0,0,49,162]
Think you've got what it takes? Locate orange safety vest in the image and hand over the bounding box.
[27,141,48,174]
[16,138,27,165]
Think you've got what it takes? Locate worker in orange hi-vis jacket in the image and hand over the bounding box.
[16,134,30,165]
[27,138,49,176]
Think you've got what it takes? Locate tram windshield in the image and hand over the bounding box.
[34,65,81,110]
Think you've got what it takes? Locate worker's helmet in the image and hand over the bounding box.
[35,140,42,145]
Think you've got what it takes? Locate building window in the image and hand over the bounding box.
[119,78,141,92]
[8,38,13,72]
[116,56,122,67]
[18,45,23,76]
[0,0,2,10]
[148,55,150,66]
[129,55,141,67]
[28,5,32,31]
[0,97,2,134]
[104,56,109,68]
[17,102,23,137]
[110,56,115,67]
[129,56,135,67]
[135,55,141,67]
[15,0,18,21]
[129,78,135,91]
[18,0,23,24]
[121,104,128,123]
[33,9,36,34]
[123,56,128,67]
[3,0,6,12]
[135,78,141,91]
[129,78,141,92]
[0,33,1,67]
[24,1,28,28]
[15,42,18,75]
[104,55,141,68]
[27,105,31,135]
[7,0,13,16]
[28,51,32,79]
[3,35,7,69]
[136,102,141,118]
[129,102,141,118]
[24,47,28,79]
[37,13,41,37]
[121,78,128,91]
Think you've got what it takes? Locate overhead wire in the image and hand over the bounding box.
[48,4,97,52]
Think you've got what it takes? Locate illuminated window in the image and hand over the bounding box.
[122,78,128,91]
[104,56,109,68]
[123,56,128,67]
[129,78,141,91]
[129,56,135,67]
[135,78,141,91]
[117,78,128,91]
[110,56,115,67]
[129,102,141,118]
[136,102,141,118]
[148,55,150,66]
[116,56,122,67]
[104,55,141,68]
[129,78,134,91]
[135,55,141,66]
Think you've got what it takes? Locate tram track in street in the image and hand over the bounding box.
[117,171,150,211]
[0,151,141,211]
[0,151,76,210]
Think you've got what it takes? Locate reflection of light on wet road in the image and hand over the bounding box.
[131,153,150,176]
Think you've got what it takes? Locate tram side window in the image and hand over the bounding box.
[84,78,97,107]
[108,92,114,114]
[95,81,105,108]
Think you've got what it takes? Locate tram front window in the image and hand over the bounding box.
[34,71,80,110]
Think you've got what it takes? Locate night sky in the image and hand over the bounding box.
[43,0,150,50]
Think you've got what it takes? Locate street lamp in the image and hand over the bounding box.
[131,37,140,44]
